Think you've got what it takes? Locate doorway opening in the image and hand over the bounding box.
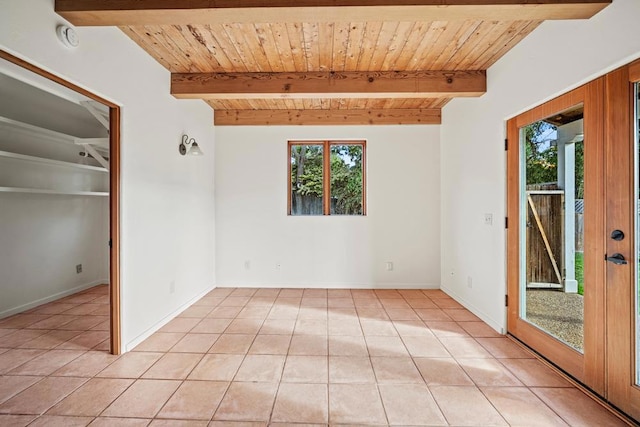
[0,50,121,354]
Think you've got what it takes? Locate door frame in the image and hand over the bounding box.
[506,80,606,391]
[0,50,122,355]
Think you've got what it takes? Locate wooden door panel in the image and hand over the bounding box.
[606,62,640,420]
[507,81,605,388]
[583,77,606,395]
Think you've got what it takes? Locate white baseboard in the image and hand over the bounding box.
[441,285,505,334]
[124,284,217,352]
[215,282,440,290]
[0,279,107,319]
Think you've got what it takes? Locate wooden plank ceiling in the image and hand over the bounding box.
[57,1,611,125]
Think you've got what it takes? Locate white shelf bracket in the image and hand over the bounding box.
[75,137,109,150]
[80,100,110,131]
[78,142,109,170]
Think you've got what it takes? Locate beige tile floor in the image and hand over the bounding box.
[0,286,631,426]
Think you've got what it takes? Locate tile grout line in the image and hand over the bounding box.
[506,335,639,427]
[266,288,292,425]
[94,364,152,420]
[268,288,311,425]
[378,290,392,425]
[149,348,208,421]
[361,292,391,426]
[323,291,330,425]
[437,332,517,426]
[208,288,270,424]
[397,292,457,427]
[393,290,513,426]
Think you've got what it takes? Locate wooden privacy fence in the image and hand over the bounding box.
[526,183,564,288]
[291,193,323,215]
[291,193,338,215]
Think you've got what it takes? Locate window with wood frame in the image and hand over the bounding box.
[288,140,366,216]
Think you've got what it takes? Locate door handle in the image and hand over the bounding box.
[605,253,628,265]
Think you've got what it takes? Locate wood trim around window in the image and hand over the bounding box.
[323,141,331,215]
[0,50,122,355]
[287,140,366,216]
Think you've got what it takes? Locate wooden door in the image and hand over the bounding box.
[507,80,606,393]
[508,60,640,421]
[606,59,640,420]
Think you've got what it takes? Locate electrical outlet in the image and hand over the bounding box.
[170,280,175,294]
[484,213,493,226]
[76,264,82,274]
[244,260,251,270]
[386,261,394,271]
[467,276,473,289]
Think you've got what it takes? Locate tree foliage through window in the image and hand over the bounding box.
[290,142,365,215]
[524,121,584,199]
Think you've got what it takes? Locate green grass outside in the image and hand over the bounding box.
[575,252,584,295]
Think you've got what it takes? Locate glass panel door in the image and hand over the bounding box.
[507,80,605,387]
[520,105,585,352]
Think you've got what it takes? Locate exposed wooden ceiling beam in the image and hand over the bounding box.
[214,108,441,126]
[56,0,611,26]
[172,71,486,100]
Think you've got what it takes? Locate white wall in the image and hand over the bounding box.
[215,125,440,289]
[1,0,216,350]
[0,195,109,317]
[440,0,640,332]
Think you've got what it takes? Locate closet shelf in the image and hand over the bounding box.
[0,115,77,144]
[0,150,108,172]
[0,187,109,197]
